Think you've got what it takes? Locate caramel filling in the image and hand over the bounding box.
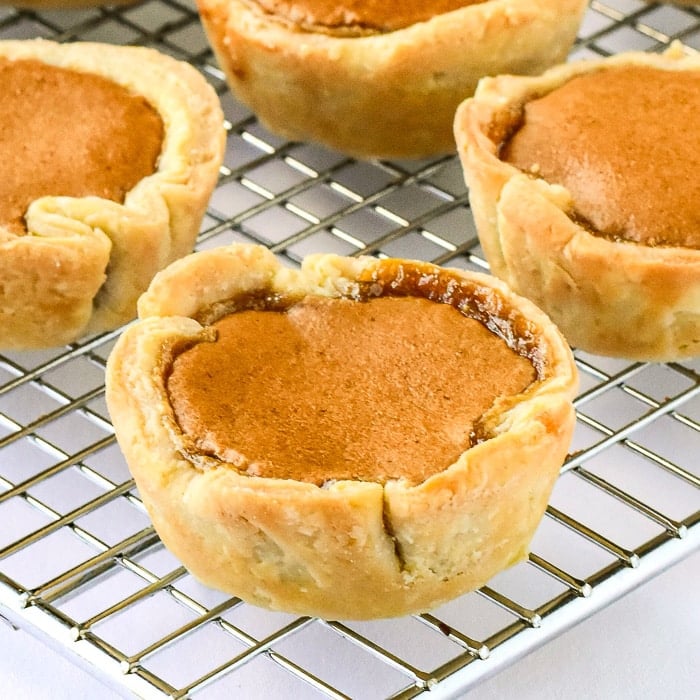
[0,57,164,236]
[501,66,700,248]
[251,0,486,33]
[167,295,536,486]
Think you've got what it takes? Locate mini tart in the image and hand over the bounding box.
[195,0,588,159]
[0,40,225,350]
[105,243,578,620]
[454,45,700,361]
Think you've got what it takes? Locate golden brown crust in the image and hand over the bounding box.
[196,0,588,159]
[454,45,700,361]
[106,243,578,619]
[0,40,225,350]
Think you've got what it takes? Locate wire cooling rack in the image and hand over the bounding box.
[1,1,699,698]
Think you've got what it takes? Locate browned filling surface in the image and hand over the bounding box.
[0,57,164,236]
[501,66,700,248]
[167,294,536,486]
[251,0,486,33]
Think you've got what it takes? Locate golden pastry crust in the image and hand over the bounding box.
[105,243,578,620]
[0,39,225,350]
[454,45,700,361]
[195,0,588,159]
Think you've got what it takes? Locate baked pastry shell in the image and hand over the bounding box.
[454,45,700,361]
[195,0,588,159]
[0,39,225,350]
[106,244,578,619]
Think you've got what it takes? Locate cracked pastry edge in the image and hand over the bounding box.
[0,39,226,349]
[106,244,578,619]
[195,0,588,158]
[454,44,700,361]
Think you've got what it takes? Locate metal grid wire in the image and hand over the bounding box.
[0,1,699,698]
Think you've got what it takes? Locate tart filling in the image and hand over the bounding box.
[0,57,163,236]
[167,293,537,486]
[250,0,487,34]
[106,245,578,619]
[500,66,700,248]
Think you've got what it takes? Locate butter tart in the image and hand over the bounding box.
[454,45,700,361]
[105,243,578,619]
[0,40,225,350]
[195,0,588,159]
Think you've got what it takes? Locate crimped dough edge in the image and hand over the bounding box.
[106,243,578,619]
[195,0,588,159]
[0,39,225,349]
[454,45,700,361]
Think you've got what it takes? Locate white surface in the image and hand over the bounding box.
[1,549,698,699]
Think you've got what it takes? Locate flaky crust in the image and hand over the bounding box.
[0,40,225,350]
[196,0,587,159]
[106,244,578,619]
[454,45,700,361]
